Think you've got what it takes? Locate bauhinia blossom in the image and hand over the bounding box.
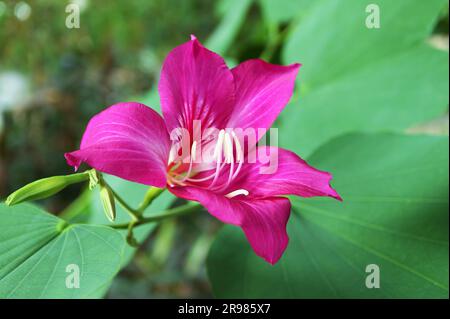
[65,36,341,265]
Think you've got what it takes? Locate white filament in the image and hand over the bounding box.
[191,140,197,161]
[231,131,243,180]
[174,141,197,183]
[168,144,178,165]
[168,129,246,194]
[225,189,249,198]
[213,130,225,161]
[223,132,234,164]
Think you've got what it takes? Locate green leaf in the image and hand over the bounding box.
[59,188,94,224]
[259,0,313,24]
[0,203,125,298]
[140,90,162,114]
[207,133,449,298]
[280,0,449,156]
[205,0,252,56]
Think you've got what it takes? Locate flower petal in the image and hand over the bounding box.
[158,36,235,135]
[230,146,341,200]
[228,59,300,140]
[170,186,290,264]
[65,102,170,188]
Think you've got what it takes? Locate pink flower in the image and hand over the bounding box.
[65,36,341,264]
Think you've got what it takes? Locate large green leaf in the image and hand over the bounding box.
[205,0,252,56]
[207,133,449,298]
[58,177,177,298]
[0,203,125,298]
[280,0,449,156]
[259,0,313,24]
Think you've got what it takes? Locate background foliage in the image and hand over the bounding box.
[0,0,448,298]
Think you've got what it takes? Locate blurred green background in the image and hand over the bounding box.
[0,0,265,298]
[0,0,448,298]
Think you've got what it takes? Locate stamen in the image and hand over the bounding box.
[231,131,244,180]
[168,144,178,164]
[209,130,226,188]
[216,153,234,192]
[167,174,187,187]
[213,130,225,161]
[231,131,243,162]
[173,141,197,183]
[184,162,226,182]
[223,132,234,164]
[225,189,249,198]
[191,141,197,161]
[209,156,223,188]
[210,132,235,192]
[166,129,247,194]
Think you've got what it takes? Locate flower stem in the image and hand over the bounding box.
[110,202,202,230]
[108,186,140,221]
[126,219,139,247]
[137,187,165,215]
[97,177,198,234]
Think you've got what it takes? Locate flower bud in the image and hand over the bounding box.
[6,172,90,206]
[99,184,116,222]
[88,169,100,190]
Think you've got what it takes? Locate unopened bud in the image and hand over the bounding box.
[99,184,116,222]
[88,169,100,190]
[6,172,90,206]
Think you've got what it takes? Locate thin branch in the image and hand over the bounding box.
[110,202,202,230]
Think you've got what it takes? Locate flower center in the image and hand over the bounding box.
[167,129,248,198]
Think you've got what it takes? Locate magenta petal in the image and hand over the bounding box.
[232,147,341,200]
[65,102,170,188]
[228,59,300,140]
[170,186,291,264]
[158,36,235,134]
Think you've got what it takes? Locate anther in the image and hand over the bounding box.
[225,189,249,198]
